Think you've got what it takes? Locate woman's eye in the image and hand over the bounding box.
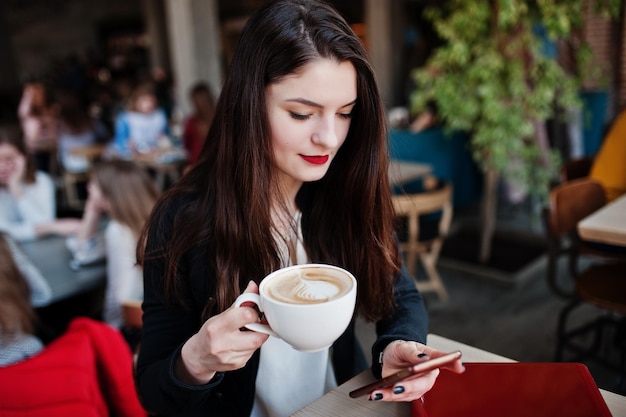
[338,112,353,120]
[289,111,310,121]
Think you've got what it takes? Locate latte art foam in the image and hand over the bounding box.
[265,270,351,304]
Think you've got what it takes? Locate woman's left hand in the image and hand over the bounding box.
[370,340,465,402]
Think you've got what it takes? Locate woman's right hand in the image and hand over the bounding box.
[175,281,269,385]
[7,153,26,198]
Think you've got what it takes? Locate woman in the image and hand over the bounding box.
[136,1,463,416]
[0,124,56,242]
[0,233,44,366]
[17,81,58,169]
[69,160,159,329]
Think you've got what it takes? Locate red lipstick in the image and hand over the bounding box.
[301,155,329,165]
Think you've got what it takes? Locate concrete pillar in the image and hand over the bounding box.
[365,0,393,107]
[190,0,222,96]
[164,0,196,117]
[164,0,222,118]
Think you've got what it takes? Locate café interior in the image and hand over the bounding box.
[0,0,625,415]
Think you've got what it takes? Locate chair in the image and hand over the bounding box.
[543,178,626,384]
[556,262,626,387]
[543,177,626,298]
[392,179,452,301]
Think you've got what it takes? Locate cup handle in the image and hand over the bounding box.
[233,293,279,338]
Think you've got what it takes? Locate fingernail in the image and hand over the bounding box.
[373,393,383,401]
[418,353,428,358]
[393,386,405,394]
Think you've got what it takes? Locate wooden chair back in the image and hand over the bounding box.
[544,177,626,300]
[547,178,606,239]
[545,180,626,378]
[392,181,453,301]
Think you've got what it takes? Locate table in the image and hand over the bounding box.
[69,143,107,161]
[134,149,188,191]
[292,334,626,417]
[388,160,432,187]
[19,235,106,306]
[578,194,626,246]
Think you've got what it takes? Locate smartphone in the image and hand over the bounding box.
[349,350,462,398]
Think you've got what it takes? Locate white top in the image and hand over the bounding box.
[0,171,55,242]
[251,212,337,417]
[102,221,143,328]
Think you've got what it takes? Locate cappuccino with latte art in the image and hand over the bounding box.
[264,270,352,305]
[234,264,357,351]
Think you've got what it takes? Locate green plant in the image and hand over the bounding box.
[411,0,619,201]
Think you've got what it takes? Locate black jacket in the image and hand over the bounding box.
[136,196,428,417]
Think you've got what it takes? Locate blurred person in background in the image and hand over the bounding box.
[17,81,59,172]
[2,232,51,309]
[56,89,109,174]
[0,124,58,242]
[111,83,169,158]
[66,160,159,334]
[0,233,147,416]
[0,233,44,366]
[182,82,215,166]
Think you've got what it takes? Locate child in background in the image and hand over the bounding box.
[182,82,215,165]
[111,83,169,158]
[0,233,44,366]
[68,160,159,330]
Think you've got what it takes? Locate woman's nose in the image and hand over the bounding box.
[311,117,339,148]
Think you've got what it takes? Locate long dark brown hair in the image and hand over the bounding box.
[139,0,399,322]
[0,234,36,335]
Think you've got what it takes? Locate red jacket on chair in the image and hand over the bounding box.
[0,317,146,417]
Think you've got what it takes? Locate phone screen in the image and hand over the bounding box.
[348,350,462,398]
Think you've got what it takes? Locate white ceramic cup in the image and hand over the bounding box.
[234,264,357,352]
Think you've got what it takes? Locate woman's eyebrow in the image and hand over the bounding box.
[286,98,357,109]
